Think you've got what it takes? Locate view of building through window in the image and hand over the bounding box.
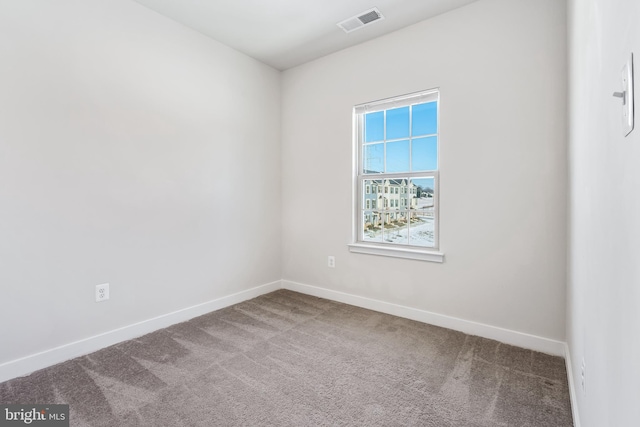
[362,177,435,246]
[355,90,439,248]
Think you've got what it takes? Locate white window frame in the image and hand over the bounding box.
[349,89,444,263]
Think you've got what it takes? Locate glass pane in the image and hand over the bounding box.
[410,177,436,206]
[363,179,383,210]
[363,211,383,242]
[382,209,409,245]
[386,139,409,173]
[411,137,438,171]
[408,209,435,247]
[412,102,437,136]
[363,143,383,173]
[365,111,384,142]
[386,106,410,140]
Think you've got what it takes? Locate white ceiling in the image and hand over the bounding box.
[133,0,479,70]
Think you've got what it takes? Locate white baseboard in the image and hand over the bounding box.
[1,279,569,386]
[564,344,581,427]
[0,280,281,384]
[282,280,566,357]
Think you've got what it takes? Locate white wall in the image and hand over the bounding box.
[282,0,567,342]
[0,0,281,366]
[567,0,640,425]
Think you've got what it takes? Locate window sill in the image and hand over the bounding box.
[348,243,444,263]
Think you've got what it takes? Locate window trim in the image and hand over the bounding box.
[350,89,444,263]
[347,242,444,262]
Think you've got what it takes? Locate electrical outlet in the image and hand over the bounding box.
[328,256,335,268]
[580,358,586,394]
[96,283,110,302]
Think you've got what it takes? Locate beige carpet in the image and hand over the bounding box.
[0,290,573,426]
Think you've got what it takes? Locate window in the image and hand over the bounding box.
[350,89,443,262]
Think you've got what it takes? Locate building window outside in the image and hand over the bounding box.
[354,89,439,250]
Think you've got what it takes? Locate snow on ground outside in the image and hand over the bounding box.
[363,216,434,247]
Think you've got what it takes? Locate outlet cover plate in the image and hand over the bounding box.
[96,283,110,302]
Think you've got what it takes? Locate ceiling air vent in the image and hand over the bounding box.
[337,7,384,33]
